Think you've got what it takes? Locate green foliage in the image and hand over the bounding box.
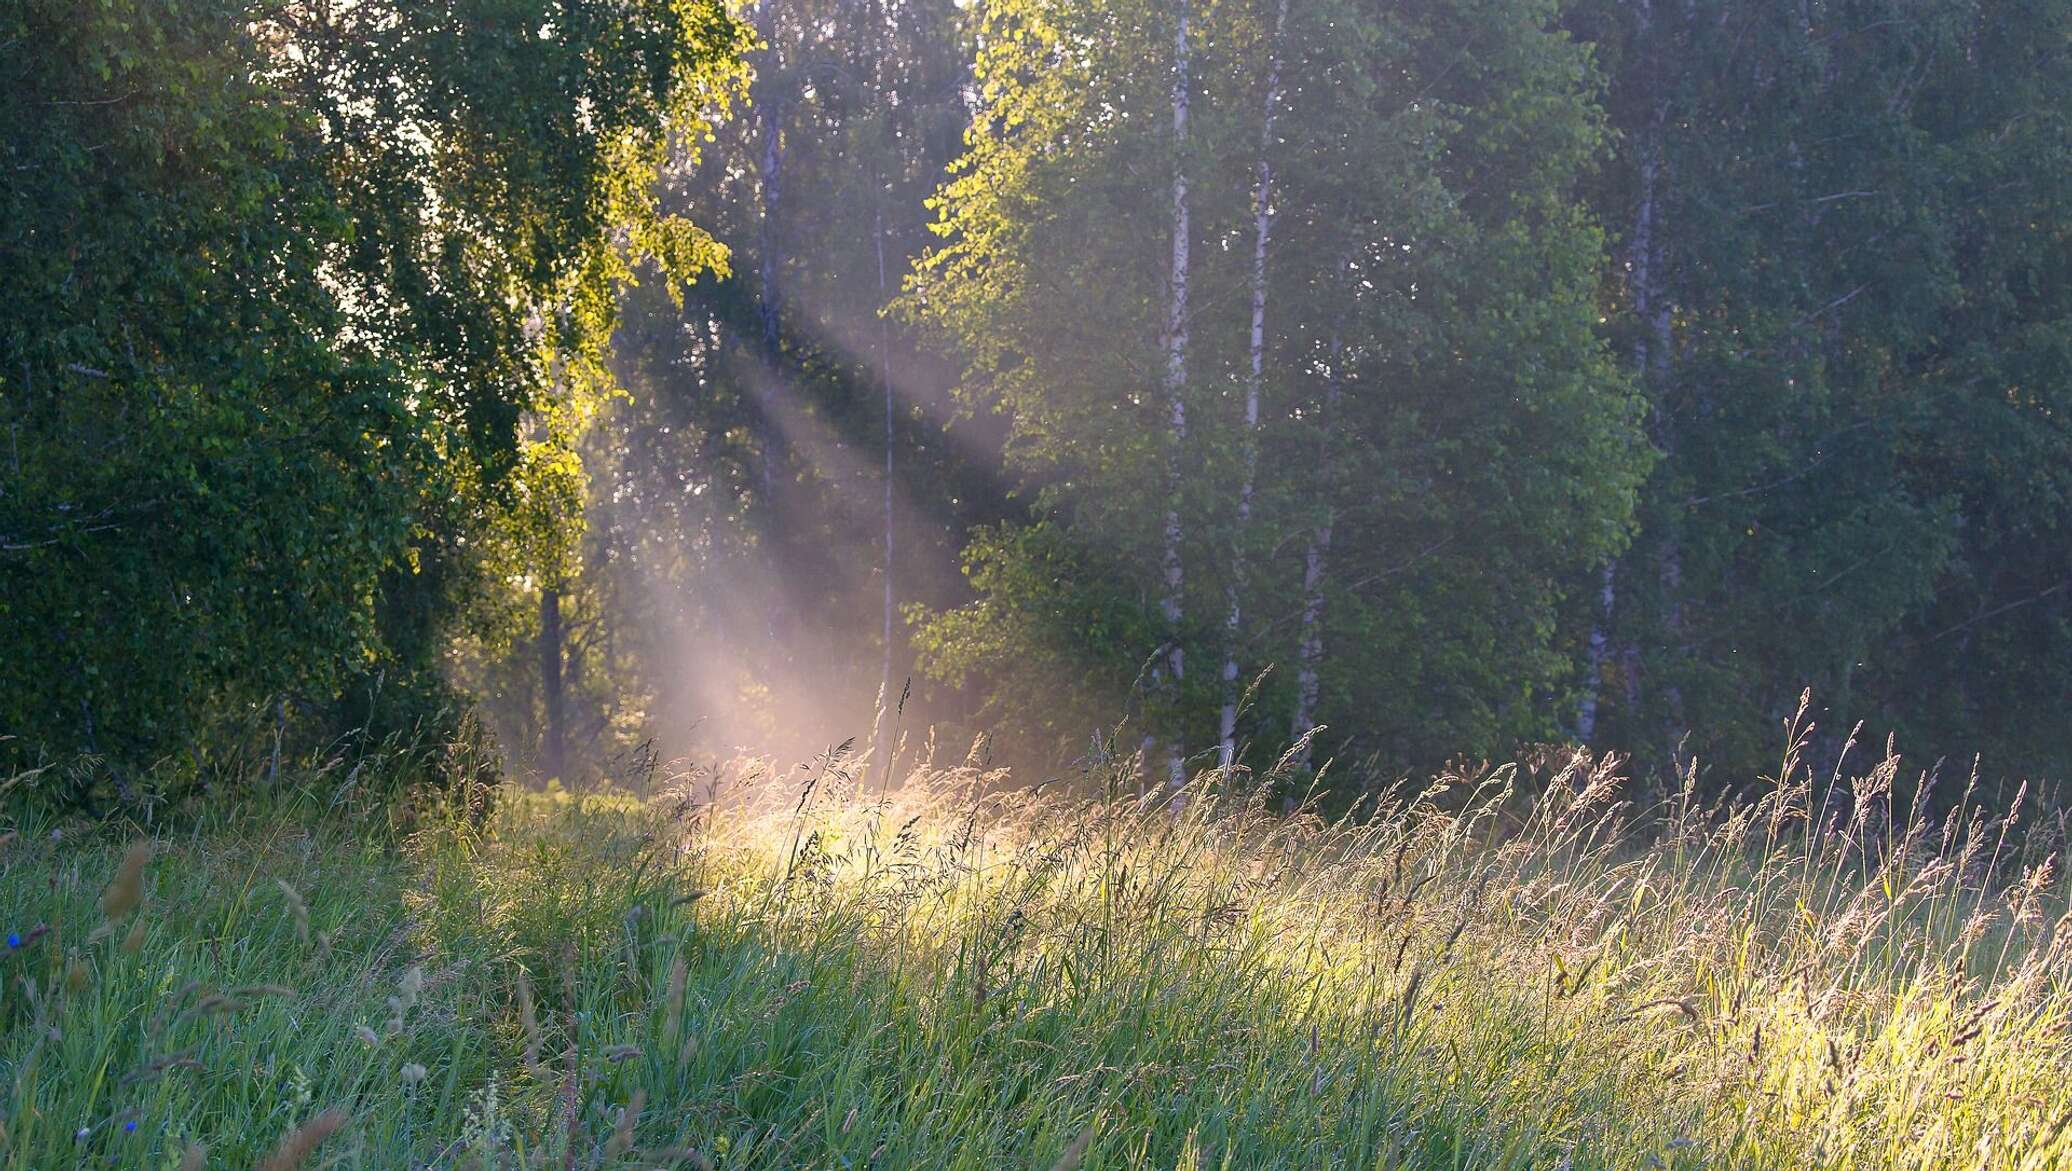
[1571,0,2072,785]
[903,0,1650,771]
[0,0,749,793]
[909,522,1158,759]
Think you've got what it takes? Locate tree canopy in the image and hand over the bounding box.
[0,0,747,796]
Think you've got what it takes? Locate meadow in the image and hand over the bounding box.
[2,719,2068,1170]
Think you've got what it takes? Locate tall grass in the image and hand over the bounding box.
[2,709,2067,1168]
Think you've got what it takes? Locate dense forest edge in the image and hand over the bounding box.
[5,0,2071,812]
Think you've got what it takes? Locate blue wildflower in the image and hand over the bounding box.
[124,1121,138,1134]
[5,933,19,949]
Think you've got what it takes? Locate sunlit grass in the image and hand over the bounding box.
[3,711,2068,1168]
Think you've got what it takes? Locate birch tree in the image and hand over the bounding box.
[907,0,1648,774]
[1217,0,1289,771]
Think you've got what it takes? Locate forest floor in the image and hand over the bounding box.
[2,744,2068,1170]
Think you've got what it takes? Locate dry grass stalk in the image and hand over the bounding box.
[1046,1124,1096,1171]
[99,840,151,921]
[516,966,545,1077]
[257,1107,345,1171]
[275,879,310,944]
[663,951,688,1045]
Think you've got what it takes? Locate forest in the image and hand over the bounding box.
[3,0,2072,1168]
[8,0,2072,802]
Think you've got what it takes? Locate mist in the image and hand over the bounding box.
[458,0,2072,804]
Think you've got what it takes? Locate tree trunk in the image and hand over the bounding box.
[874,192,897,780]
[750,0,790,659]
[1577,1,1675,745]
[1634,101,1684,759]
[1575,561,1616,742]
[1291,519,1333,763]
[540,585,566,781]
[1217,0,1287,771]
[1154,0,1193,789]
[1291,334,1343,769]
[753,3,785,380]
[1574,111,1661,743]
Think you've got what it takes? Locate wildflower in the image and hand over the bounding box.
[6,933,18,949]
[124,1121,137,1134]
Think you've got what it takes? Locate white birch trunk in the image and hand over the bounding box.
[1291,519,1332,757]
[873,194,897,778]
[1575,561,1616,742]
[1217,0,1287,771]
[1290,334,1343,767]
[1155,0,1193,789]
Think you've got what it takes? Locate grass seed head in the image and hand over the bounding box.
[275,879,310,944]
[99,840,151,921]
[385,966,424,1037]
[515,966,544,1077]
[257,1107,345,1171]
[604,1089,645,1160]
[1047,1124,1096,1171]
[663,951,688,1044]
